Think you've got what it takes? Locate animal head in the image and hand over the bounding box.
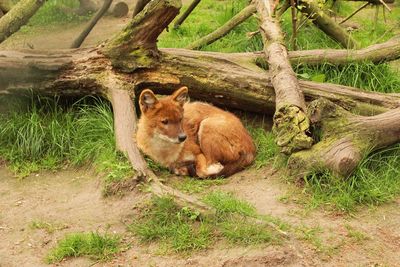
[139,86,189,144]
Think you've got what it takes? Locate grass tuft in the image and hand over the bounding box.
[0,96,133,195]
[46,232,121,263]
[203,191,256,217]
[303,144,400,212]
[131,195,280,253]
[248,127,279,169]
[129,197,212,253]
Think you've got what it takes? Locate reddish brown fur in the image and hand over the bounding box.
[136,87,256,178]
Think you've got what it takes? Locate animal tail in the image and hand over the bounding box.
[219,151,255,177]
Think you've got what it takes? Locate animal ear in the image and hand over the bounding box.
[139,89,158,113]
[172,86,189,106]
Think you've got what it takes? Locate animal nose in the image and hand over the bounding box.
[178,134,187,142]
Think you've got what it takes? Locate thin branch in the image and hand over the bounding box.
[339,2,369,25]
[173,0,201,29]
[186,4,256,50]
[70,0,113,48]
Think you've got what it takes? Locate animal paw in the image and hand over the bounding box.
[173,166,189,176]
[205,162,224,176]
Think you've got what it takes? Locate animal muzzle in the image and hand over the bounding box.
[178,133,187,143]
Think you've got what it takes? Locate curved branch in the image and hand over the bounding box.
[299,0,360,49]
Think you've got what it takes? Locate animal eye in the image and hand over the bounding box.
[161,119,168,125]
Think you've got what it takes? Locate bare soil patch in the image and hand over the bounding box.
[1,167,400,266]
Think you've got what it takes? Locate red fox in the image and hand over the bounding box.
[136,86,256,178]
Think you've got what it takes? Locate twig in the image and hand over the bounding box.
[70,0,113,48]
[339,2,369,25]
[290,0,297,50]
[378,0,392,12]
[173,0,201,29]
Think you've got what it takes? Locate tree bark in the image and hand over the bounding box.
[1,48,398,115]
[224,36,400,66]
[288,99,400,178]
[0,0,16,13]
[101,0,181,72]
[299,0,360,49]
[132,0,151,17]
[186,4,256,50]
[256,0,313,154]
[0,0,46,44]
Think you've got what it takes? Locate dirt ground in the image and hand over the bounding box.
[1,3,400,267]
[1,166,400,267]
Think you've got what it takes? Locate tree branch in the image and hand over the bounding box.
[0,0,46,44]
[186,4,256,50]
[298,0,360,49]
[256,0,313,154]
[101,0,181,72]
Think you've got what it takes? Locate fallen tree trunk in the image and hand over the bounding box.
[207,36,400,66]
[186,4,256,50]
[0,48,399,115]
[0,0,46,44]
[289,99,400,178]
[256,0,313,154]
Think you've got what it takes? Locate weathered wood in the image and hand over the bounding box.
[0,0,17,13]
[1,48,398,115]
[256,0,313,154]
[186,4,256,50]
[226,36,400,66]
[299,0,360,49]
[173,0,201,29]
[132,0,151,17]
[101,0,181,72]
[0,0,46,44]
[289,99,400,178]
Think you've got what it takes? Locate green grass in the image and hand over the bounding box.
[129,197,212,253]
[0,96,133,195]
[248,127,280,169]
[28,0,91,27]
[46,232,121,263]
[302,144,400,212]
[130,195,280,253]
[219,218,275,245]
[203,190,256,216]
[172,176,227,194]
[159,0,262,52]
[294,62,400,93]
